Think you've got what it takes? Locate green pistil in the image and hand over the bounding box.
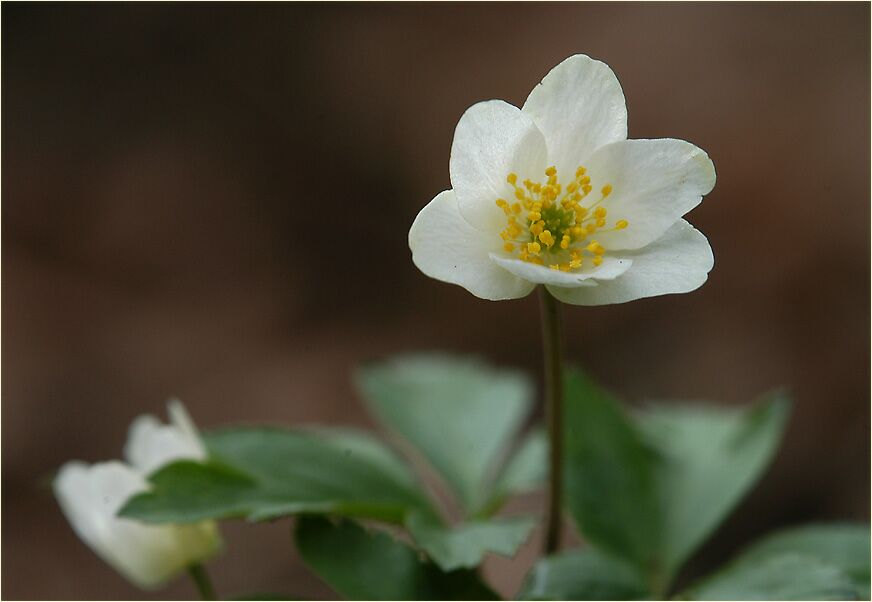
[534,205,575,252]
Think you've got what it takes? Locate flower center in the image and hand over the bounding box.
[495,165,628,272]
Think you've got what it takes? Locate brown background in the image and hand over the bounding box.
[2,3,869,600]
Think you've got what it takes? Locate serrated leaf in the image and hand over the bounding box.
[357,353,534,515]
[120,427,432,524]
[493,429,547,500]
[406,511,536,571]
[563,368,662,573]
[310,426,421,489]
[295,516,499,600]
[563,369,790,589]
[518,548,649,601]
[636,392,790,578]
[718,523,871,599]
[682,553,861,600]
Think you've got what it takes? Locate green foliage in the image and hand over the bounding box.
[108,352,867,602]
[733,523,870,597]
[295,516,498,600]
[636,394,790,578]
[562,369,662,574]
[562,368,790,589]
[405,511,537,571]
[357,353,535,515]
[518,548,649,601]
[680,523,871,600]
[120,460,261,523]
[493,429,548,501]
[682,554,861,600]
[119,355,541,584]
[121,427,433,524]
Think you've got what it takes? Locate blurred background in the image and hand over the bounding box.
[2,3,869,599]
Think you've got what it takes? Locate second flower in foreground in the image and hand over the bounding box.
[54,401,221,589]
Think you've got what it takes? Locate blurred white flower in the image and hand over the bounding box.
[409,54,716,305]
[54,401,220,589]
[124,399,208,474]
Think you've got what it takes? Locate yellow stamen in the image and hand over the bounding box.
[493,165,621,271]
[586,241,605,255]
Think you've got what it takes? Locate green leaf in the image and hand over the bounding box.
[311,426,421,489]
[120,427,432,524]
[682,553,861,600]
[357,353,533,515]
[636,392,790,577]
[518,548,649,601]
[562,368,662,573]
[405,511,537,571]
[493,429,548,500]
[295,516,499,600]
[562,368,790,587]
[120,460,262,522]
[717,523,871,599]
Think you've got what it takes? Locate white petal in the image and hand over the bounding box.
[489,254,632,287]
[522,54,628,175]
[547,220,713,306]
[124,402,206,475]
[167,399,205,451]
[54,461,221,589]
[409,190,535,300]
[584,138,716,251]
[449,100,548,231]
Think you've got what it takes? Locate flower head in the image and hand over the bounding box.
[124,398,208,474]
[409,55,716,304]
[54,401,220,589]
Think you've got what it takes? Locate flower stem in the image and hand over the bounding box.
[538,286,564,555]
[187,563,217,601]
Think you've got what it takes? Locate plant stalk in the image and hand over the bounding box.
[187,563,217,601]
[539,286,564,555]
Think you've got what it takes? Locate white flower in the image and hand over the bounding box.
[124,399,208,474]
[54,401,221,589]
[409,54,716,305]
